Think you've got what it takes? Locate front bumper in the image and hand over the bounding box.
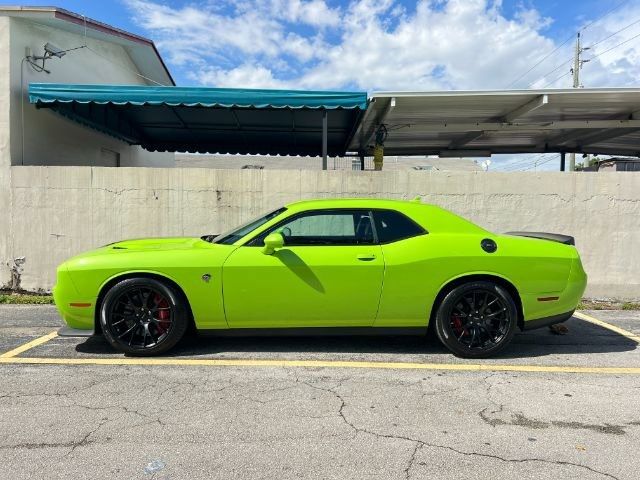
[53,266,96,332]
[58,326,95,337]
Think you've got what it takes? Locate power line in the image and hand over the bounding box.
[536,20,640,89]
[521,156,557,171]
[580,0,633,33]
[497,153,555,172]
[504,35,574,89]
[588,29,640,62]
[506,0,633,89]
[495,155,539,170]
[501,153,550,168]
[527,56,573,88]
[588,17,640,49]
[542,69,572,88]
[503,154,556,172]
[511,159,555,172]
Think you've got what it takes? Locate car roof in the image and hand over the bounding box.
[285,197,426,211]
[283,198,488,234]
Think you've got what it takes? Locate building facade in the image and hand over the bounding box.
[1,6,175,169]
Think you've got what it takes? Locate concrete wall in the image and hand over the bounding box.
[4,166,639,300]
[0,18,12,288]
[175,154,482,172]
[6,16,174,168]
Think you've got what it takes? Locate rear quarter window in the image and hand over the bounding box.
[373,209,426,243]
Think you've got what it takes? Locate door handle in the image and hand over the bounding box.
[357,254,377,261]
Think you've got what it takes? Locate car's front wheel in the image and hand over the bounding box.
[100,277,188,356]
[434,281,518,358]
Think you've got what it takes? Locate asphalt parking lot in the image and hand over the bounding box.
[0,305,639,480]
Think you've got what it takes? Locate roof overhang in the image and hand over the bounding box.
[1,6,174,86]
[29,83,368,156]
[349,88,640,157]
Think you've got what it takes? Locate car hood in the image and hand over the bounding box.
[63,237,206,262]
[105,237,203,251]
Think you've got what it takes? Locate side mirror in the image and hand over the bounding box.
[262,232,285,255]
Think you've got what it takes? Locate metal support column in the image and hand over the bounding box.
[322,110,328,170]
[359,152,365,171]
[560,152,566,171]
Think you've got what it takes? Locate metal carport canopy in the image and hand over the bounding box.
[349,88,640,157]
[29,83,368,157]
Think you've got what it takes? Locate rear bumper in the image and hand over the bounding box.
[522,310,574,331]
[521,255,587,327]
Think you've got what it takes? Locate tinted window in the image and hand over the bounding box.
[254,210,375,246]
[373,210,425,243]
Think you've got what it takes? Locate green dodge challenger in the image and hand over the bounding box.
[54,198,587,358]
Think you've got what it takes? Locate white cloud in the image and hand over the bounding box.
[272,0,342,27]
[514,4,553,30]
[295,0,560,90]
[194,64,286,89]
[125,0,332,67]
[125,0,640,90]
[577,3,640,88]
[123,0,640,170]
[124,0,567,91]
[524,3,640,89]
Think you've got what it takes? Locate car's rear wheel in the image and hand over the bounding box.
[100,277,188,356]
[434,281,518,358]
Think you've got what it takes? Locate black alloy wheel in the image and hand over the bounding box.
[100,277,188,356]
[434,281,518,358]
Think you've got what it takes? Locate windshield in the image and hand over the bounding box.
[206,207,287,245]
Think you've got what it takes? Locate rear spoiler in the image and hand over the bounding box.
[505,231,575,246]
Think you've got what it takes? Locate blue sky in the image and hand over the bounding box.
[8,0,637,88]
[5,0,640,170]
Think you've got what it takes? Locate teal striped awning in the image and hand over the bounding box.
[29,83,368,109]
[29,83,368,156]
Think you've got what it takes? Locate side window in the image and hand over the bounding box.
[254,210,375,246]
[283,214,354,237]
[373,210,426,243]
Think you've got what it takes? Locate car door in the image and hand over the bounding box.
[222,209,384,328]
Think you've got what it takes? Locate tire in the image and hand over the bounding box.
[100,277,189,356]
[434,281,518,358]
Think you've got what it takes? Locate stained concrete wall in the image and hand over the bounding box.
[0,17,13,288]
[4,165,639,300]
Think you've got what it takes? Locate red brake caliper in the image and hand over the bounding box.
[154,294,170,335]
[451,314,466,337]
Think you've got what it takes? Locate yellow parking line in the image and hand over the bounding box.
[574,311,640,344]
[0,331,59,358]
[0,312,637,374]
[1,355,640,374]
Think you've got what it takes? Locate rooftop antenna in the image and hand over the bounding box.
[26,42,77,73]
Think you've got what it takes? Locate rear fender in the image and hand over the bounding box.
[430,271,524,329]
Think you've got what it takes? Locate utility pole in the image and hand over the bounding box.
[572,32,582,89]
[569,32,590,172]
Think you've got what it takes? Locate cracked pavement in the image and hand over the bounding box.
[0,305,639,479]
